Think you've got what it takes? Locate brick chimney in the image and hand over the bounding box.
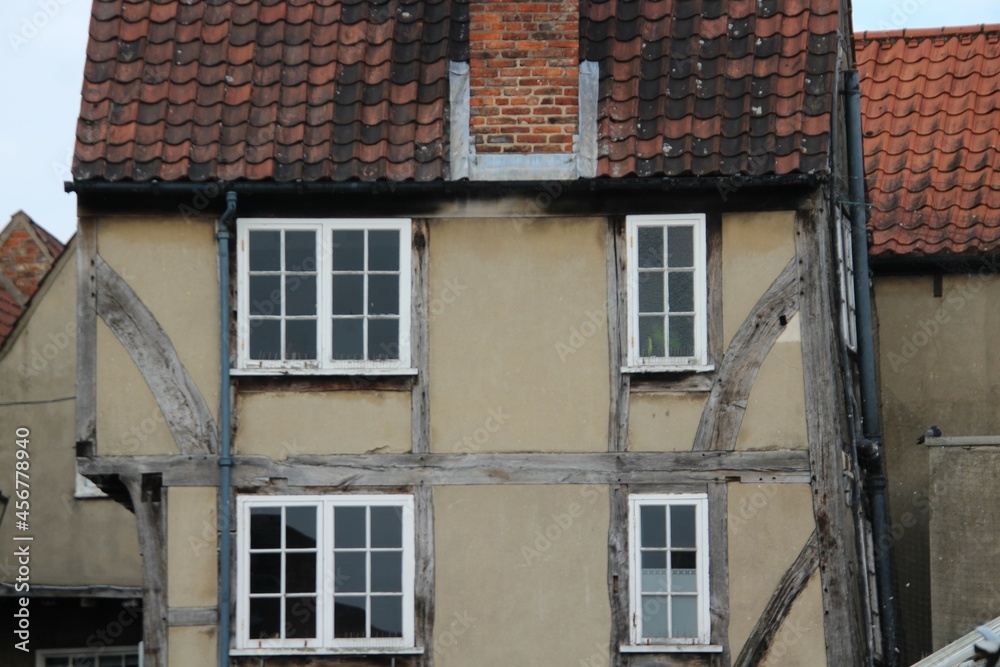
[0,211,64,303]
[468,1,580,154]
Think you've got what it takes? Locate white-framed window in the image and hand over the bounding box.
[235,494,416,653]
[236,219,412,373]
[836,210,858,352]
[626,214,708,370]
[36,646,140,666]
[628,493,710,647]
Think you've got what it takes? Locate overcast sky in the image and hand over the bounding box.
[1,0,999,242]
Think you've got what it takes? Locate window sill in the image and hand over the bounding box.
[622,364,715,374]
[231,367,418,377]
[620,644,723,654]
[230,647,424,656]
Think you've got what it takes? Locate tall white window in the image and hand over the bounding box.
[628,493,710,646]
[626,215,708,369]
[235,495,416,653]
[237,219,411,373]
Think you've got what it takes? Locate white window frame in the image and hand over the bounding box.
[837,210,859,352]
[627,493,711,649]
[36,646,141,666]
[234,494,417,655]
[625,214,709,371]
[235,219,412,374]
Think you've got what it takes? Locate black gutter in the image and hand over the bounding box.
[846,69,899,667]
[872,253,1000,275]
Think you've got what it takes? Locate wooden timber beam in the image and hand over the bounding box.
[122,474,167,667]
[79,451,812,488]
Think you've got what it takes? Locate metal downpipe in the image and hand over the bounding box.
[216,191,237,667]
[845,69,898,666]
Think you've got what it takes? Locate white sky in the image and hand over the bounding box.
[1,0,999,242]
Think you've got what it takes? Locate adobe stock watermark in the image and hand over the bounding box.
[520,486,602,566]
[7,0,77,52]
[452,407,510,453]
[554,306,607,362]
[18,320,76,378]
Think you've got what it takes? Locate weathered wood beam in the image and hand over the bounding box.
[95,255,217,455]
[80,451,812,487]
[795,202,868,664]
[607,217,630,452]
[411,219,430,455]
[732,530,820,667]
[692,259,799,452]
[706,214,724,367]
[709,482,732,667]
[76,217,97,450]
[607,483,629,667]
[414,486,435,666]
[123,474,167,667]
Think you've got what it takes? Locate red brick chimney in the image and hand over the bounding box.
[0,211,64,303]
[468,1,580,154]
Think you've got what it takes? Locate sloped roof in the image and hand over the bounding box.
[856,25,1000,258]
[0,213,66,347]
[0,286,20,346]
[74,0,844,184]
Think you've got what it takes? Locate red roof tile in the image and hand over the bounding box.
[74,0,844,183]
[856,25,1000,257]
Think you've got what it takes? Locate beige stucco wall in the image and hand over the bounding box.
[167,486,218,607]
[96,215,219,455]
[628,392,708,451]
[235,391,411,456]
[0,246,141,586]
[875,272,1000,655]
[759,571,827,667]
[728,482,816,657]
[434,485,610,666]
[736,314,808,450]
[168,625,216,667]
[721,211,797,347]
[429,217,610,453]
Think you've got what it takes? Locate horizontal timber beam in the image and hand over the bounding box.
[79,451,811,487]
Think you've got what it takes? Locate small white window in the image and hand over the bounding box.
[236,219,412,373]
[626,215,708,370]
[837,210,858,352]
[36,646,140,666]
[628,493,710,647]
[235,494,416,653]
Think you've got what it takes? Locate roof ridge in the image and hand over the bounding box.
[857,23,1000,43]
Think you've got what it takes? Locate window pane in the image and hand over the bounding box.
[334,596,368,638]
[125,656,140,667]
[285,552,317,594]
[332,231,364,271]
[249,319,281,360]
[249,597,281,639]
[667,271,694,313]
[335,506,367,547]
[667,226,694,267]
[249,553,281,593]
[45,660,70,667]
[638,316,666,358]
[668,316,695,357]
[285,596,317,639]
[671,551,697,592]
[250,507,282,548]
[642,595,668,639]
[637,226,664,268]
[671,596,699,638]
[640,505,666,547]
[371,596,403,638]
[371,506,403,548]
[249,231,280,271]
[285,231,316,272]
[331,319,364,360]
[369,230,400,271]
[641,550,667,593]
[285,275,316,316]
[332,275,364,315]
[73,659,94,667]
[334,552,366,593]
[638,271,664,313]
[670,505,697,548]
[368,318,400,361]
[285,506,317,549]
[249,275,280,317]
[368,274,399,315]
[285,319,317,360]
[371,552,402,592]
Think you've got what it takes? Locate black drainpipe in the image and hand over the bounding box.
[845,69,898,666]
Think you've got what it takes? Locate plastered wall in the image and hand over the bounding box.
[428,217,611,453]
[0,247,141,586]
